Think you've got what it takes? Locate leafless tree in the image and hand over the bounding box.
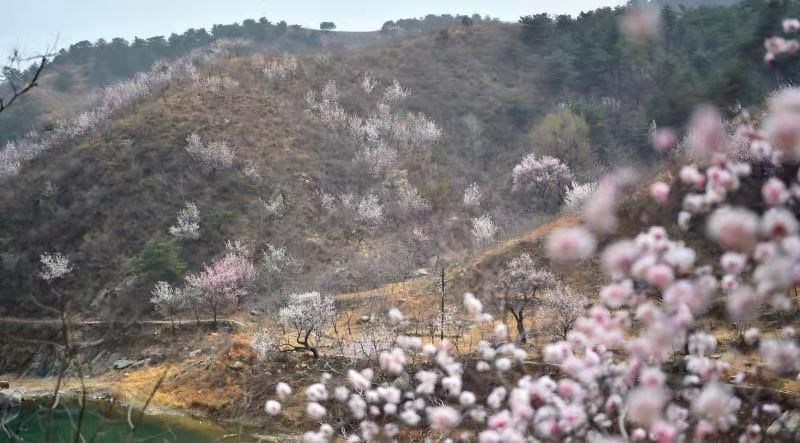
[0,51,48,114]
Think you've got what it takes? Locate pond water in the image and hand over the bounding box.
[1,399,227,442]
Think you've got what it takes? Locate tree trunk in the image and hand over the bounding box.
[299,328,318,359]
[510,307,526,343]
[440,265,446,342]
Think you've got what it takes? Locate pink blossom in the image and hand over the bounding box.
[744,328,760,346]
[276,382,292,400]
[546,227,597,262]
[415,371,438,395]
[785,18,800,33]
[459,391,476,406]
[762,178,790,206]
[727,286,762,321]
[688,106,724,162]
[306,402,327,420]
[760,339,800,374]
[427,406,460,431]
[763,403,782,415]
[652,128,678,153]
[631,428,647,441]
[679,166,706,189]
[543,341,572,363]
[495,357,512,372]
[486,410,511,431]
[463,292,483,318]
[534,419,561,439]
[646,264,675,289]
[761,208,798,238]
[627,387,666,426]
[559,404,587,433]
[720,252,747,275]
[487,387,507,409]
[664,244,696,272]
[641,367,666,387]
[305,383,329,402]
[387,308,404,324]
[650,421,678,443]
[493,324,508,341]
[478,430,501,443]
[379,348,406,375]
[601,281,633,308]
[692,383,739,426]
[441,375,462,396]
[706,207,759,251]
[620,6,661,41]
[400,408,420,426]
[650,182,670,203]
[348,370,371,391]
[602,240,639,277]
[678,211,692,231]
[265,400,282,416]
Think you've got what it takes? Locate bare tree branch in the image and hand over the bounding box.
[0,51,49,114]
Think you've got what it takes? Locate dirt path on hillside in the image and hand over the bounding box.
[0,317,251,328]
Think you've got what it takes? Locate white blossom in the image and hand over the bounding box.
[463,182,482,207]
[169,202,200,240]
[471,214,498,246]
[185,134,235,171]
[563,181,598,212]
[38,252,73,282]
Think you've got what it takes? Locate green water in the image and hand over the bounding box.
[1,400,225,442]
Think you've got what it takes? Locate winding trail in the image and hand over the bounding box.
[0,317,250,328]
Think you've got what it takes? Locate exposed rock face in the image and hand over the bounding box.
[112,358,138,370]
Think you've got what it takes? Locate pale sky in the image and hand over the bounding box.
[2,0,620,56]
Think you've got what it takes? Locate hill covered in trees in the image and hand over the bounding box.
[2,0,799,316]
[5,1,800,440]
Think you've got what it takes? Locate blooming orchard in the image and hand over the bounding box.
[256,15,800,443]
[0,56,200,181]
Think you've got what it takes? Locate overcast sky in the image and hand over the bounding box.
[2,0,620,56]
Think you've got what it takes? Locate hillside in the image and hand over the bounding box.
[3,0,800,317]
[5,0,800,441]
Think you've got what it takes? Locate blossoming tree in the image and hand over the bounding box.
[254,14,800,443]
[278,291,336,359]
[185,245,256,326]
[493,253,558,343]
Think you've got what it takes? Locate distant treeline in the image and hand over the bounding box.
[517,0,800,163]
[380,14,500,34]
[0,18,324,143]
[6,18,317,90]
